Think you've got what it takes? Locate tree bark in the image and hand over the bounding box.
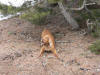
[44,0,48,7]
[58,2,79,30]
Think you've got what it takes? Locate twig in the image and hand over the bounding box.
[55,41,71,43]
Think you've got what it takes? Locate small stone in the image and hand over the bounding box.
[96,68,100,72]
[31,55,33,57]
[80,68,90,71]
[14,52,22,57]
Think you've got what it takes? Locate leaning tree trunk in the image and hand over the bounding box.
[44,0,48,7]
[58,2,79,30]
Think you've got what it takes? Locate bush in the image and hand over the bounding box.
[75,9,100,37]
[48,0,60,4]
[0,2,31,15]
[89,40,100,54]
[91,23,100,37]
[20,6,52,25]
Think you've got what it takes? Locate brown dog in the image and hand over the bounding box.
[39,29,58,58]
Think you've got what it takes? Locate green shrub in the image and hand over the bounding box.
[91,24,100,37]
[0,2,30,15]
[89,40,100,54]
[34,6,52,12]
[79,0,84,7]
[76,9,100,37]
[76,9,100,22]
[88,20,100,37]
[48,0,60,4]
[92,9,100,18]
[20,6,51,25]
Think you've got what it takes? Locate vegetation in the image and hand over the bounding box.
[20,6,52,25]
[75,9,100,37]
[48,0,60,4]
[0,1,31,15]
[89,40,100,54]
[91,21,100,37]
[78,9,100,21]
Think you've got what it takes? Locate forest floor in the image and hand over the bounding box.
[0,17,100,75]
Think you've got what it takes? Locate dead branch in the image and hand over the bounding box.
[66,0,96,11]
[86,19,96,33]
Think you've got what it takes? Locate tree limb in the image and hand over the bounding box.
[66,0,96,11]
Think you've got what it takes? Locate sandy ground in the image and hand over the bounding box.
[0,17,100,75]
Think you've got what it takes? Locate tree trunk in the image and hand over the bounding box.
[58,2,79,30]
[43,0,49,7]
